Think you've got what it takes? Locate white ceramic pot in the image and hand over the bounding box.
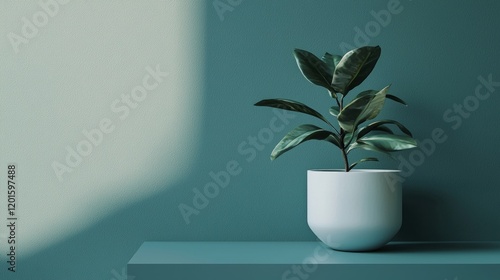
[307,169,402,251]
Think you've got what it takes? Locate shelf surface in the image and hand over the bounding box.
[128,241,500,279]
[129,241,500,264]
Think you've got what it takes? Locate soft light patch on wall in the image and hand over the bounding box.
[0,1,203,257]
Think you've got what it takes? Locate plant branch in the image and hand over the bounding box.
[336,92,350,171]
[339,129,350,172]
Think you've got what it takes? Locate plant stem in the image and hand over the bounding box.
[339,131,350,172]
[337,94,349,172]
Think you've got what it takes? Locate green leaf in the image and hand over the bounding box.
[356,119,413,140]
[357,90,407,106]
[347,142,393,156]
[293,49,333,91]
[344,132,354,146]
[325,134,341,149]
[337,86,389,132]
[386,94,407,106]
[255,98,333,127]
[349,157,379,170]
[329,106,340,117]
[321,52,342,75]
[355,89,377,98]
[331,46,381,95]
[270,124,334,160]
[372,125,393,134]
[357,134,418,151]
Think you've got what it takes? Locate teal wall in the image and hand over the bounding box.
[1,0,500,279]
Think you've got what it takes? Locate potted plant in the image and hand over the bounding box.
[255,45,418,251]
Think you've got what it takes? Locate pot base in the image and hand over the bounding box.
[310,225,401,251]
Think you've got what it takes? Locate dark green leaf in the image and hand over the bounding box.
[293,49,333,91]
[325,134,341,149]
[386,94,407,106]
[321,52,342,75]
[270,124,334,160]
[372,125,393,134]
[331,46,381,95]
[356,89,407,106]
[357,134,418,151]
[355,89,378,98]
[344,132,354,146]
[347,142,393,156]
[356,119,413,140]
[329,106,340,117]
[337,86,389,132]
[255,98,333,127]
[349,157,379,170]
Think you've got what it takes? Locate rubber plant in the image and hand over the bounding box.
[255,45,417,171]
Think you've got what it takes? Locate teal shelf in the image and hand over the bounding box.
[128,241,500,279]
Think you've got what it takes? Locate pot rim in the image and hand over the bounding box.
[308,169,401,173]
